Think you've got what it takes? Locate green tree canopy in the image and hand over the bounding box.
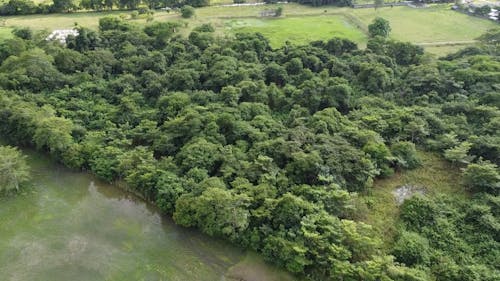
[368,17,391,38]
[0,146,30,192]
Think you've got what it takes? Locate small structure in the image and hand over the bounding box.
[46,29,79,44]
[260,10,277,17]
[488,8,498,20]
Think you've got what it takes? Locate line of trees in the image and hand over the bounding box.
[0,16,498,280]
[0,0,206,15]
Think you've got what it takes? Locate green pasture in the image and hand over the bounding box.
[225,15,368,48]
[0,27,13,41]
[350,5,498,43]
[1,11,146,30]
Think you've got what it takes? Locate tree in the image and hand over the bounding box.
[51,0,76,12]
[357,62,393,92]
[181,5,195,18]
[444,141,474,165]
[33,116,74,156]
[0,146,30,192]
[463,161,500,194]
[174,187,250,241]
[0,48,66,92]
[368,17,391,38]
[391,141,421,169]
[98,16,130,32]
[80,0,105,11]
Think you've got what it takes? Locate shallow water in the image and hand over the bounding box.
[0,150,295,281]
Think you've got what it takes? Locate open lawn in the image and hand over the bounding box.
[350,5,498,43]
[0,4,496,55]
[0,27,13,41]
[1,11,136,30]
[225,15,368,48]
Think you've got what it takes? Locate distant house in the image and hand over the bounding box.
[46,29,79,44]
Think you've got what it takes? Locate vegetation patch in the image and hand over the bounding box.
[361,151,466,248]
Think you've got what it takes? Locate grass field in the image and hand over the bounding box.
[0,27,13,40]
[0,4,496,55]
[225,15,368,47]
[351,5,497,43]
[361,151,467,248]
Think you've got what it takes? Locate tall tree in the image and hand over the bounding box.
[368,17,391,38]
[0,146,30,192]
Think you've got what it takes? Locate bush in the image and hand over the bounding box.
[392,231,431,266]
[391,141,421,169]
[400,196,437,230]
[474,5,491,17]
[12,27,33,40]
[138,7,150,14]
[275,6,283,17]
[181,5,195,18]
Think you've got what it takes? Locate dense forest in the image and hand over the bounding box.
[0,18,498,280]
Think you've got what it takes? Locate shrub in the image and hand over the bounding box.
[275,6,283,17]
[391,141,421,169]
[392,231,431,266]
[181,5,195,18]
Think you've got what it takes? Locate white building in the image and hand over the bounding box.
[46,29,79,44]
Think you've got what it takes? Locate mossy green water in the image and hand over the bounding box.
[0,149,294,281]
